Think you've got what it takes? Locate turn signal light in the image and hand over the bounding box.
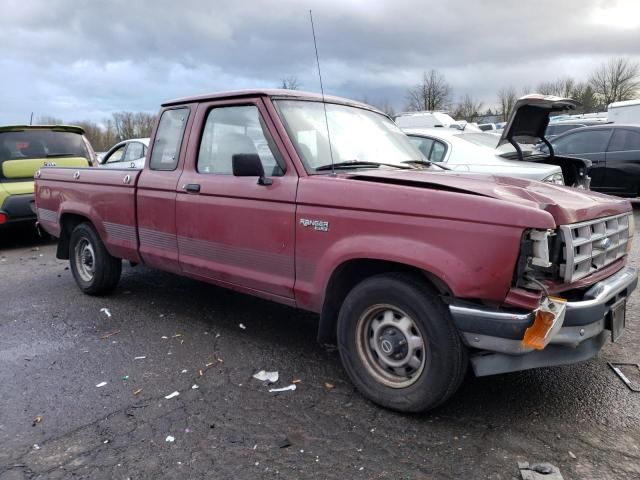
[521,296,567,350]
[522,310,557,350]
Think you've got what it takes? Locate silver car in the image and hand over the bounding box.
[404,128,565,184]
[98,138,149,169]
[403,95,592,188]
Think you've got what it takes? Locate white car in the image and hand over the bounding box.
[402,95,595,188]
[403,128,565,184]
[98,138,149,169]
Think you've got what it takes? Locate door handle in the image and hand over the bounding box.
[184,183,201,193]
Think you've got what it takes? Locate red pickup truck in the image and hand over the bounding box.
[35,89,637,412]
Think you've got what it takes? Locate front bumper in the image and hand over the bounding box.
[449,265,638,376]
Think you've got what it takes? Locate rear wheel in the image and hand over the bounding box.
[337,273,467,412]
[69,222,121,295]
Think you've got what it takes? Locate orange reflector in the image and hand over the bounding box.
[522,309,557,350]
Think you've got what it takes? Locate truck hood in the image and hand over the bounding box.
[348,169,630,225]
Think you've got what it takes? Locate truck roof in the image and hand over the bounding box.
[162,88,384,114]
[0,124,86,135]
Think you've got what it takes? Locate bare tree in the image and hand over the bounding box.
[537,77,575,97]
[36,115,63,125]
[406,70,451,111]
[452,94,483,122]
[280,76,301,90]
[498,86,518,122]
[364,98,396,117]
[112,111,157,141]
[378,100,396,118]
[589,57,640,106]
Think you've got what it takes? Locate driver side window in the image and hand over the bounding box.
[197,105,284,176]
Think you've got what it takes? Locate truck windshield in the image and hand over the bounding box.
[274,100,423,173]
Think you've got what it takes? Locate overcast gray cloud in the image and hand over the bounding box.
[1,0,639,123]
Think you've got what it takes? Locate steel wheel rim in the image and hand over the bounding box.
[74,238,96,282]
[355,304,427,388]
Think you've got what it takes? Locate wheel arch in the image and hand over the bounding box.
[317,258,451,345]
[57,213,93,259]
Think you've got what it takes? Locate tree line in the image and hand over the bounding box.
[37,111,157,152]
[408,57,640,123]
[282,56,639,122]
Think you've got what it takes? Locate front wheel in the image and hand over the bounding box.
[337,273,467,412]
[69,222,121,295]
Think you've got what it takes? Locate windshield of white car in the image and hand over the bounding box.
[274,100,424,174]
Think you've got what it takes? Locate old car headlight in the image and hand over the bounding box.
[528,229,553,268]
[542,172,565,185]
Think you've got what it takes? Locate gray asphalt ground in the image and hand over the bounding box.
[1,210,640,479]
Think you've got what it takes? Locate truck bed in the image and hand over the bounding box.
[35,167,142,262]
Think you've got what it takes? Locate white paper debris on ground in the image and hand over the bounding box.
[95,381,107,388]
[33,444,40,450]
[192,384,199,389]
[164,391,180,399]
[161,336,168,339]
[181,369,188,373]
[269,384,296,393]
[165,435,175,443]
[100,308,111,318]
[238,323,246,330]
[134,356,146,360]
[253,370,279,383]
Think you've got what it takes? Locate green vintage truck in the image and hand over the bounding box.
[0,125,95,228]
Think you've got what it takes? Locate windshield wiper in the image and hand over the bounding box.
[315,160,412,171]
[402,160,451,171]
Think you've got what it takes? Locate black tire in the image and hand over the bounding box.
[337,273,467,413]
[69,222,121,295]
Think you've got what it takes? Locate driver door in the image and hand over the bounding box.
[175,98,298,300]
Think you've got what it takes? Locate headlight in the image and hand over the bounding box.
[542,172,565,185]
[528,229,554,268]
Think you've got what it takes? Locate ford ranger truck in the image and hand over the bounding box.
[34,89,637,412]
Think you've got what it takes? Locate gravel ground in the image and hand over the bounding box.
[1,211,640,479]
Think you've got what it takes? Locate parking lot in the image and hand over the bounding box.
[1,210,640,480]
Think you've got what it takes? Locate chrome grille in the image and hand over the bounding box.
[559,213,631,283]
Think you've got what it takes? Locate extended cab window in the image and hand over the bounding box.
[197,105,284,176]
[149,108,189,171]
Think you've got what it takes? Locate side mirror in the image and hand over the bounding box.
[232,153,272,185]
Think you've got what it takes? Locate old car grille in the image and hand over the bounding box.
[559,213,631,283]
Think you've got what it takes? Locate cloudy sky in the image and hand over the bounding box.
[1,0,639,123]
